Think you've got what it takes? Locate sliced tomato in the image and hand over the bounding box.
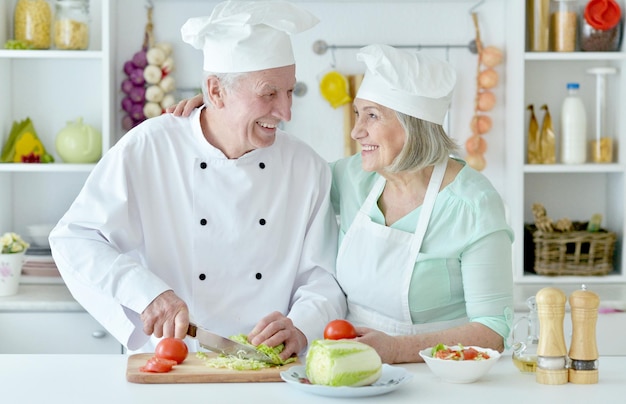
[462,347,479,360]
[433,345,490,361]
[435,349,459,360]
[139,356,177,373]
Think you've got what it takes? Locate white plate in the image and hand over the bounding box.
[280,364,413,398]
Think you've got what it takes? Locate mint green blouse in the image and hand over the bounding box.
[330,155,515,339]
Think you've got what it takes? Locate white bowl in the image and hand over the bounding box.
[26,224,55,247]
[419,345,501,383]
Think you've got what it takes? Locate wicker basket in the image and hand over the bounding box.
[529,223,616,276]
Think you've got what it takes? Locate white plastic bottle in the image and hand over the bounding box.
[561,82,587,164]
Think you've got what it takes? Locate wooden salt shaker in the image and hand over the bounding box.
[535,287,568,385]
[568,285,599,384]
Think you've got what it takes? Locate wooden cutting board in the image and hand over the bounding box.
[126,353,301,384]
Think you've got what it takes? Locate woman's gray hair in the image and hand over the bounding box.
[386,111,460,173]
[201,71,247,108]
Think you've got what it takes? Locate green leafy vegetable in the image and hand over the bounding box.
[430,343,447,357]
[196,351,270,371]
[196,334,295,371]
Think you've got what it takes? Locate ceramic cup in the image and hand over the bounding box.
[0,252,26,296]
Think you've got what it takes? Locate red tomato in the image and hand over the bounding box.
[139,356,177,373]
[155,337,188,364]
[323,319,357,340]
[463,348,479,360]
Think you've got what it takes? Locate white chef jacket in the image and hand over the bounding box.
[49,108,347,352]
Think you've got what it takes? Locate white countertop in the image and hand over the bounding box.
[1,354,624,404]
[513,283,626,311]
[2,282,624,313]
[0,283,83,312]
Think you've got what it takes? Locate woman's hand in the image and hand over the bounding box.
[247,311,307,361]
[354,327,400,364]
[166,93,204,117]
[355,322,505,364]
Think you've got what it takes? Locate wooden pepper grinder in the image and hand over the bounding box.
[535,287,568,385]
[568,285,600,384]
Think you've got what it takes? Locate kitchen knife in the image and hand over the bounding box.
[187,323,274,363]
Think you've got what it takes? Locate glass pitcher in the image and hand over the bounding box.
[511,296,539,373]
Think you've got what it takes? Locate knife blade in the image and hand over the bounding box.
[187,322,274,363]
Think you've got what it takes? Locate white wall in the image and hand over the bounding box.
[115,0,508,195]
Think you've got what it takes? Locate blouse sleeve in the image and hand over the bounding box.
[461,229,515,340]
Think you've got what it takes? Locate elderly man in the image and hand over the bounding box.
[49,1,346,359]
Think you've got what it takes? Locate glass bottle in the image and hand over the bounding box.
[13,0,52,49]
[550,0,578,51]
[54,0,90,50]
[511,296,539,373]
[528,0,551,51]
[561,82,587,164]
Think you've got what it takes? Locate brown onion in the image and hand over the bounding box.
[478,68,499,89]
[470,114,492,135]
[477,91,496,111]
[481,46,503,67]
[465,153,486,171]
[465,135,488,154]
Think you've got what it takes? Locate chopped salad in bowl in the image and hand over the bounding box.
[419,344,501,383]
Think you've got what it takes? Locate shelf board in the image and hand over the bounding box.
[525,52,626,61]
[0,164,95,173]
[516,273,625,284]
[524,163,625,173]
[0,50,103,60]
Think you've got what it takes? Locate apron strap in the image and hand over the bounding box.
[409,160,447,257]
[361,176,386,213]
[400,160,448,321]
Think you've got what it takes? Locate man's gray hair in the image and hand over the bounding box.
[201,71,247,108]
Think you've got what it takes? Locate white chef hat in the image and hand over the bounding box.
[355,44,457,125]
[181,0,319,73]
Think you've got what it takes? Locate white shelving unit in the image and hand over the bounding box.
[0,0,113,239]
[505,0,626,284]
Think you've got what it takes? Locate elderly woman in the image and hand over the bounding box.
[169,44,514,364]
[331,44,513,364]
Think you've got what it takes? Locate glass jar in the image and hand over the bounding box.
[13,0,52,49]
[588,67,618,163]
[54,0,90,50]
[580,0,623,51]
[550,0,578,51]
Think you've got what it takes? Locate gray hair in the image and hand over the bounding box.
[201,71,247,108]
[385,112,460,173]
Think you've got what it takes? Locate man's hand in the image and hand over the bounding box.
[247,311,307,361]
[140,290,189,339]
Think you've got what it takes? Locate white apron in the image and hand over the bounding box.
[337,160,468,335]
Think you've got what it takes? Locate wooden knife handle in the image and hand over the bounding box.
[187,323,197,338]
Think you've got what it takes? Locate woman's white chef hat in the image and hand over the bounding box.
[355,44,457,125]
[181,0,319,73]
